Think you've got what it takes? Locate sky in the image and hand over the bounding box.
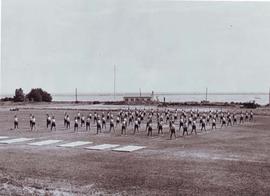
[1,0,270,95]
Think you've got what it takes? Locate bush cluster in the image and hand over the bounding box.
[13,88,52,102]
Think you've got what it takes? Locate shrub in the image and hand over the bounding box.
[26,88,52,102]
[1,97,14,102]
[242,101,260,109]
[14,88,25,102]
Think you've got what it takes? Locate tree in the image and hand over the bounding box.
[26,88,52,102]
[40,90,52,102]
[14,88,25,102]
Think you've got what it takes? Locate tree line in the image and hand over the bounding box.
[11,88,52,102]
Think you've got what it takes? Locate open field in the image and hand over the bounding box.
[0,104,269,195]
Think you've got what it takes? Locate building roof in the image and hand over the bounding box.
[123,96,152,99]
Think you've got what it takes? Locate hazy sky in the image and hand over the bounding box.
[1,0,270,95]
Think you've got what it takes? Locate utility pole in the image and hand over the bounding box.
[205,87,208,101]
[139,88,141,97]
[75,88,78,103]
[114,65,116,100]
[269,87,270,107]
[0,0,2,99]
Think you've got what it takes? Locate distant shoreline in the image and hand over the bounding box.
[1,92,269,105]
[0,99,263,107]
[1,92,269,97]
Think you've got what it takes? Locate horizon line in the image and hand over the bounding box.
[51,91,270,96]
[1,91,270,97]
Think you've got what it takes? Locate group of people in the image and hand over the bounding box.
[164,110,254,139]
[12,109,254,139]
[46,114,57,131]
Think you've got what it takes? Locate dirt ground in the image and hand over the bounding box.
[0,105,269,195]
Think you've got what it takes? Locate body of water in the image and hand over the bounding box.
[53,93,270,105]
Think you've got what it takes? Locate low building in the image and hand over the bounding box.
[123,96,153,104]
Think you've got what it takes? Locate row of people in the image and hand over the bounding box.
[12,109,254,140]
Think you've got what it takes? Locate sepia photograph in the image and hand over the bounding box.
[0,0,270,195]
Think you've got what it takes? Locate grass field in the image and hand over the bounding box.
[0,105,269,195]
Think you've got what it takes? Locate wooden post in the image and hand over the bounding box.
[206,87,208,101]
[114,65,116,100]
[269,88,270,107]
[75,88,78,103]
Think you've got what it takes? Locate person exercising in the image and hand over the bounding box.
[147,122,153,136]
[74,117,79,131]
[109,118,115,132]
[183,122,188,136]
[191,120,197,135]
[47,114,51,128]
[170,122,177,139]
[14,115,19,129]
[86,116,91,131]
[51,116,56,131]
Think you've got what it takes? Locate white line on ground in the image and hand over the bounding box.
[58,141,92,148]
[0,138,34,144]
[28,140,63,146]
[112,145,146,152]
[84,144,120,150]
